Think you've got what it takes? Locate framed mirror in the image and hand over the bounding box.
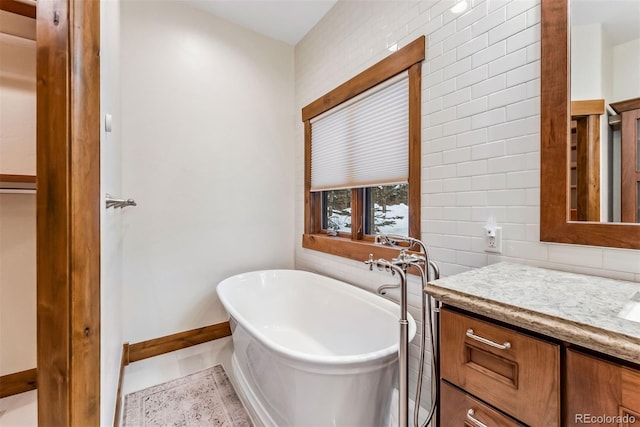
[540,0,640,249]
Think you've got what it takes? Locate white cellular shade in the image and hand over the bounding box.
[310,72,409,191]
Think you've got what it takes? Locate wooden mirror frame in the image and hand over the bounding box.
[540,0,640,249]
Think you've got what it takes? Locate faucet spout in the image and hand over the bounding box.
[377,283,399,295]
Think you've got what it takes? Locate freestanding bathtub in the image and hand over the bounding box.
[217,269,416,427]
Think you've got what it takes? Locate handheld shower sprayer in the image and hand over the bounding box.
[364,234,439,427]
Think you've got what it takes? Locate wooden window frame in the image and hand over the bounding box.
[301,36,425,262]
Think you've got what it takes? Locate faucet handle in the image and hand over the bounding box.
[392,249,408,264]
[365,253,374,270]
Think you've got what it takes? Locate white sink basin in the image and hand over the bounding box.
[619,292,640,323]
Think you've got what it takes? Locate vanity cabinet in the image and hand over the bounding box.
[428,263,640,427]
[565,349,640,426]
[440,381,524,427]
[439,307,640,427]
[440,308,561,426]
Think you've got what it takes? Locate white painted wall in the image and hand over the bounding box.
[0,30,36,376]
[613,38,640,102]
[100,0,124,424]
[571,23,612,220]
[571,23,607,100]
[0,194,36,375]
[0,33,35,175]
[599,29,613,222]
[120,0,296,343]
[295,0,640,409]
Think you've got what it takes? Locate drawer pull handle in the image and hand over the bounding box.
[466,329,511,350]
[467,409,489,427]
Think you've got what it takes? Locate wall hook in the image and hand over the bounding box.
[106,193,137,209]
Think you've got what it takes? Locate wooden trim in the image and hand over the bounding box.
[540,0,570,241]
[70,0,101,423]
[112,344,129,427]
[128,322,232,363]
[304,120,322,234]
[408,62,421,239]
[123,342,130,365]
[302,233,405,264]
[540,0,640,249]
[0,368,37,398]
[36,0,101,425]
[304,120,311,234]
[621,109,640,223]
[351,188,364,240]
[574,115,600,221]
[570,99,604,116]
[0,174,36,190]
[301,36,425,121]
[610,97,640,114]
[0,0,36,19]
[0,174,36,183]
[37,0,72,423]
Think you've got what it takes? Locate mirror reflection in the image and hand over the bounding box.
[570,0,640,223]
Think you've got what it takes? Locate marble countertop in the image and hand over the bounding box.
[426,262,640,365]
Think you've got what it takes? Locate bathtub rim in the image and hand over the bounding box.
[217,269,417,367]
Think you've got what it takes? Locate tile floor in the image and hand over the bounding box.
[0,390,37,427]
[1,338,427,426]
[0,337,238,427]
[121,336,235,398]
[120,336,241,425]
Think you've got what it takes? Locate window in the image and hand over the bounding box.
[322,184,408,236]
[365,183,409,236]
[323,189,351,234]
[301,36,425,262]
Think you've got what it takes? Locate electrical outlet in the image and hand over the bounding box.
[485,226,502,253]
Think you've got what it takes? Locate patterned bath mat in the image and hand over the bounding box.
[123,364,252,427]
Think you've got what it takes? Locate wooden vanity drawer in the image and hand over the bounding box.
[440,381,524,427]
[440,308,560,426]
[566,349,640,426]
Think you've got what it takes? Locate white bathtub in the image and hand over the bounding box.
[217,269,416,427]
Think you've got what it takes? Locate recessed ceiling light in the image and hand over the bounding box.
[451,1,468,14]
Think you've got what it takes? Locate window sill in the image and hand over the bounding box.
[302,233,404,264]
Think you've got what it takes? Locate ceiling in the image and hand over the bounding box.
[182,0,338,45]
[571,0,640,45]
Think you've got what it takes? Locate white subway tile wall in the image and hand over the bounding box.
[294,0,640,406]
